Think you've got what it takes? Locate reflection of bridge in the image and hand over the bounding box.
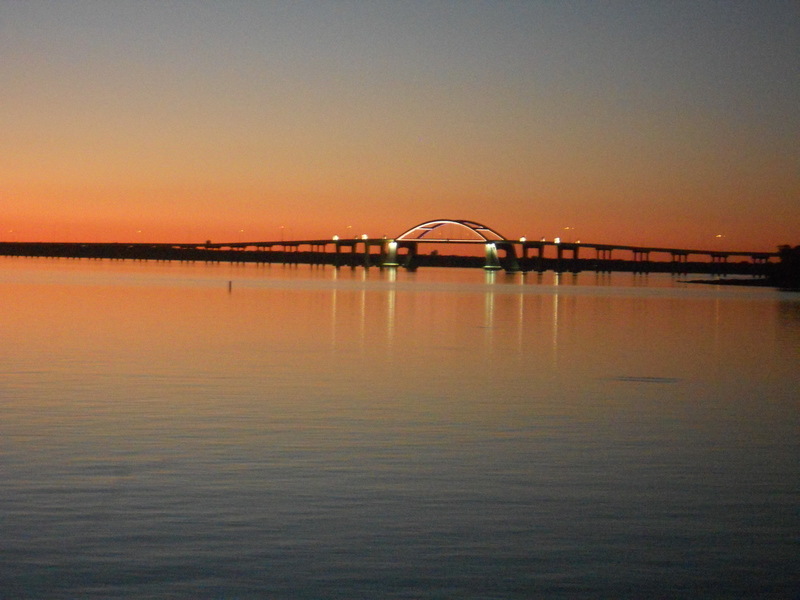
[0,219,780,275]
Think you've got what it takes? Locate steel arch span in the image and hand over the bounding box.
[395,219,507,243]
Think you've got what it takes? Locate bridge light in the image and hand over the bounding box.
[332,235,339,241]
[519,236,526,243]
[554,237,561,244]
[361,234,368,240]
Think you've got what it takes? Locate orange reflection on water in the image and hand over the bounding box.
[1,258,797,436]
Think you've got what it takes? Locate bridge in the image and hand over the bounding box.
[213,218,778,274]
[0,218,780,275]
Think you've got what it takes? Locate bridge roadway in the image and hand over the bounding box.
[0,237,779,275]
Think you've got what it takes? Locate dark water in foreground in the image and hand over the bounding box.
[1,258,798,598]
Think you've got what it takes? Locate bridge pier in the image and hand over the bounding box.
[670,251,688,274]
[362,240,371,268]
[751,254,771,277]
[555,243,581,273]
[711,253,728,275]
[633,250,651,272]
[484,243,502,270]
[496,242,521,272]
[536,244,545,272]
[596,248,613,260]
[396,241,420,271]
[381,240,399,267]
[520,242,545,272]
[595,248,613,272]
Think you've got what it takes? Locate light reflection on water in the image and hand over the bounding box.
[1,257,798,598]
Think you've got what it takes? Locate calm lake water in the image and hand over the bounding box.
[1,257,798,599]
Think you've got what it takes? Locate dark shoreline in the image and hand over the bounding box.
[684,277,798,291]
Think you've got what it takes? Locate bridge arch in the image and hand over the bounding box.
[395,219,507,242]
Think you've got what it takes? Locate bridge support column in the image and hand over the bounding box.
[633,250,650,272]
[751,255,770,277]
[596,248,613,272]
[711,253,728,275]
[521,242,544,271]
[671,252,688,274]
[363,241,372,268]
[484,243,502,270]
[555,244,580,272]
[350,242,359,268]
[333,241,341,268]
[382,240,399,267]
[497,242,520,273]
[571,245,580,273]
[398,241,420,271]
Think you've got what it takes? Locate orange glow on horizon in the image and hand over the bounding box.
[2,3,796,255]
[2,194,793,254]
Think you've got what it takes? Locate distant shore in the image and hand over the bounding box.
[685,277,798,291]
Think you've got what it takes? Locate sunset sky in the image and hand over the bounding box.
[2,1,797,251]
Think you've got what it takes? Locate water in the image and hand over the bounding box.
[1,258,798,599]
